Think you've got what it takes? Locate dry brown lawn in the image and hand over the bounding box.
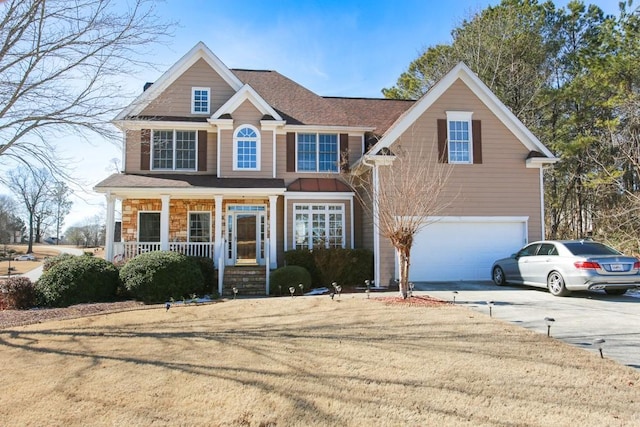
[0,244,61,275]
[0,294,638,426]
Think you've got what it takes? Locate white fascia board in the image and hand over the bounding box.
[364,154,395,166]
[422,215,529,223]
[284,125,375,133]
[284,192,354,200]
[526,156,559,168]
[211,84,283,120]
[114,120,211,131]
[115,42,243,120]
[260,120,287,130]
[207,118,234,130]
[368,62,555,160]
[93,187,287,198]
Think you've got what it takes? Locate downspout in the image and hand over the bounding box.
[361,155,380,288]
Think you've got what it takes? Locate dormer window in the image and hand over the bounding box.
[233,125,260,171]
[192,87,210,114]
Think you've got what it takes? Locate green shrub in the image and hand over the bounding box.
[43,253,75,272]
[36,256,120,307]
[0,277,37,309]
[119,251,204,303]
[284,248,374,287]
[284,249,321,285]
[188,256,216,295]
[83,251,95,257]
[269,265,312,296]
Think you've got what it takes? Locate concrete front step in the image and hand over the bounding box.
[222,266,268,296]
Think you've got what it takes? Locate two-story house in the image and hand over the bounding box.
[94,42,557,295]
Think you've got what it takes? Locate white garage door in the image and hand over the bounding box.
[407,217,528,281]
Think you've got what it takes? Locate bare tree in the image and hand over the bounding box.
[345,140,455,299]
[0,0,172,179]
[0,194,24,244]
[7,167,51,252]
[49,182,73,244]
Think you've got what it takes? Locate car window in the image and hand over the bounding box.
[563,242,621,256]
[517,244,539,257]
[537,243,558,256]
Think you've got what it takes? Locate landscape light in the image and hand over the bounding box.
[452,291,458,304]
[289,286,295,298]
[232,287,238,300]
[487,301,495,317]
[593,338,606,359]
[544,317,555,337]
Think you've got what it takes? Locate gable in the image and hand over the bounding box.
[140,58,237,117]
[368,62,557,164]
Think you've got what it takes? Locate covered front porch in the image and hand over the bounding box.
[95,174,286,295]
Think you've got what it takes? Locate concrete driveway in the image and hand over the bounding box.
[413,281,640,370]
[19,245,85,282]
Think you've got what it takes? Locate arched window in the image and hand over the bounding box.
[233,125,260,170]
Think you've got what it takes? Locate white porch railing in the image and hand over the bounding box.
[113,242,215,262]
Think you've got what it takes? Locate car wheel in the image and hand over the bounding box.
[492,266,506,286]
[604,288,627,296]
[547,271,569,297]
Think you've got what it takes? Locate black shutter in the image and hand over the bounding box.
[437,119,448,163]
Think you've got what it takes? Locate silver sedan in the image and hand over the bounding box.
[491,240,640,296]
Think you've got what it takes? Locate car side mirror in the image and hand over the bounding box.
[512,253,518,259]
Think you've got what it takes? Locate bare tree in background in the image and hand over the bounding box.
[345,142,455,299]
[0,0,172,179]
[50,182,73,244]
[7,167,51,253]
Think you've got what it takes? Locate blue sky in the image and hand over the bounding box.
[23,0,625,228]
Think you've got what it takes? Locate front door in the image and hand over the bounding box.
[227,206,266,266]
[236,214,257,264]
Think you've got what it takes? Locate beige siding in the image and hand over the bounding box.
[284,198,353,251]
[376,79,543,285]
[141,58,236,117]
[124,129,142,172]
[218,100,274,178]
[124,129,217,175]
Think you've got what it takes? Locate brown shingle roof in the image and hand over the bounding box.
[95,174,285,189]
[287,178,351,192]
[232,69,414,134]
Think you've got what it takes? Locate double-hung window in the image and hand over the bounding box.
[297,133,338,172]
[152,130,197,170]
[446,111,473,164]
[189,212,211,242]
[192,87,210,114]
[294,204,344,249]
[233,125,260,170]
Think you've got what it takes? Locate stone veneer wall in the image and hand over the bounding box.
[121,198,269,242]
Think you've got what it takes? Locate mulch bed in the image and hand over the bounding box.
[377,295,449,307]
[0,301,148,329]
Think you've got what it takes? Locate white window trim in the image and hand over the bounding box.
[295,132,339,173]
[191,87,211,114]
[188,211,212,242]
[151,129,198,171]
[233,124,261,171]
[446,111,473,164]
[138,211,161,242]
[292,203,346,250]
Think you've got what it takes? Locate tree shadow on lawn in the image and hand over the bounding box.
[0,302,634,424]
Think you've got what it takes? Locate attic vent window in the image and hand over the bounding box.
[192,87,210,114]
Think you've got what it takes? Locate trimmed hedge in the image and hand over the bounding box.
[269,266,312,296]
[284,248,374,287]
[0,277,37,309]
[189,256,217,296]
[36,256,120,307]
[42,253,75,272]
[119,251,204,303]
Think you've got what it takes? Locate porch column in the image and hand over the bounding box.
[105,193,116,262]
[214,195,223,268]
[269,195,278,269]
[160,194,170,251]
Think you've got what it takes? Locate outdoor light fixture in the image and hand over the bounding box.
[487,301,495,317]
[593,338,606,359]
[232,287,238,300]
[298,283,304,294]
[289,286,295,298]
[365,280,371,299]
[409,282,415,298]
[544,317,555,337]
[452,291,458,304]
[165,302,171,311]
